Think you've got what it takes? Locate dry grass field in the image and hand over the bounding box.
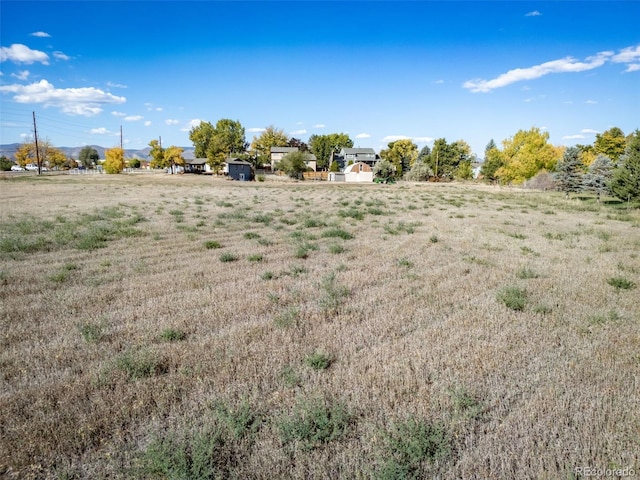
[1,172,639,479]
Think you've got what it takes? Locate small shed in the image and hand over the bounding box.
[344,162,373,182]
[226,158,254,181]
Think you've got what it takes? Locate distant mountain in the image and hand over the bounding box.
[0,143,195,161]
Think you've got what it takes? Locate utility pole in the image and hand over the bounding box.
[120,126,123,150]
[33,111,41,175]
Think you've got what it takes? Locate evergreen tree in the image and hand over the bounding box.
[582,154,613,202]
[555,146,584,198]
[609,130,640,202]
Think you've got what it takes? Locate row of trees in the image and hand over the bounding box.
[555,131,640,201]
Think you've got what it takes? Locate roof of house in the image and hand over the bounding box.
[226,158,252,166]
[185,158,207,165]
[270,146,299,153]
[344,162,373,173]
[341,148,376,155]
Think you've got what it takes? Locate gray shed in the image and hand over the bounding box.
[226,158,254,181]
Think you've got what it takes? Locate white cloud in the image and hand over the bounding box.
[585,100,598,104]
[111,111,126,117]
[413,137,434,144]
[432,79,444,84]
[525,10,542,16]
[247,127,266,133]
[181,119,202,131]
[463,51,612,93]
[612,45,640,63]
[144,121,152,127]
[155,107,163,111]
[562,134,585,140]
[0,79,126,116]
[624,63,640,72]
[124,115,143,121]
[382,135,410,142]
[106,81,127,89]
[580,129,599,134]
[90,127,111,135]
[290,129,307,135]
[313,124,326,128]
[53,51,70,61]
[11,70,30,80]
[165,119,180,125]
[0,44,49,65]
[355,133,371,139]
[30,31,51,38]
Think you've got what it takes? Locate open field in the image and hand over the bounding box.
[1,173,639,479]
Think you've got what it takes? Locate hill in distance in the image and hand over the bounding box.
[0,143,196,161]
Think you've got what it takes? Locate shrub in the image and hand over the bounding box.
[321,228,354,240]
[328,243,345,254]
[516,266,539,279]
[304,351,332,371]
[243,232,261,240]
[278,398,351,450]
[160,328,186,342]
[497,286,527,311]
[376,417,449,479]
[79,322,104,343]
[274,307,300,329]
[607,277,636,290]
[318,272,350,313]
[115,349,166,381]
[248,254,263,262]
[204,240,222,249]
[219,252,239,263]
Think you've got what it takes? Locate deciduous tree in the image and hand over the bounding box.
[379,139,418,177]
[148,139,166,169]
[250,126,289,166]
[277,150,308,179]
[495,127,563,184]
[190,119,248,173]
[104,147,125,174]
[78,146,99,168]
[308,133,353,170]
[164,146,185,173]
[594,127,626,163]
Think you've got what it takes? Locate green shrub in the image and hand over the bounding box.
[243,232,261,240]
[204,240,222,249]
[115,349,166,381]
[304,351,332,371]
[278,398,351,450]
[79,322,104,343]
[160,328,186,342]
[321,228,354,240]
[274,307,300,329]
[219,252,239,263]
[516,266,539,279]
[318,272,349,312]
[497,286,527,311]
[248,254,263,262]
[607,277,636,290]
[376,417,449,479]
[328,244,345,254]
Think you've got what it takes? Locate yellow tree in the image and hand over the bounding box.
[14,139,62,173]
[103,147,125,174]
[164,146,184,173]
[47,148,68,170]
[495,127,564,184]
[250,125,289,165]
[379,139,418,177]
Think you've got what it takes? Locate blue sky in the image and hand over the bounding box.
[1,1,639,157]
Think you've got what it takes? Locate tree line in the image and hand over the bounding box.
[5,118,639,202]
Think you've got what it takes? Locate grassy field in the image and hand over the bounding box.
[1,173,639,479]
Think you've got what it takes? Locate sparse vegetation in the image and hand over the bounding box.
[1,175,638,479]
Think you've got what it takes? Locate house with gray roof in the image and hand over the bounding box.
[332,147,378,170]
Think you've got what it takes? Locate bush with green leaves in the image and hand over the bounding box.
[278,398,351,450]
[304,351,332,371]
[376,417,450,479]
[497,286,527,311]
